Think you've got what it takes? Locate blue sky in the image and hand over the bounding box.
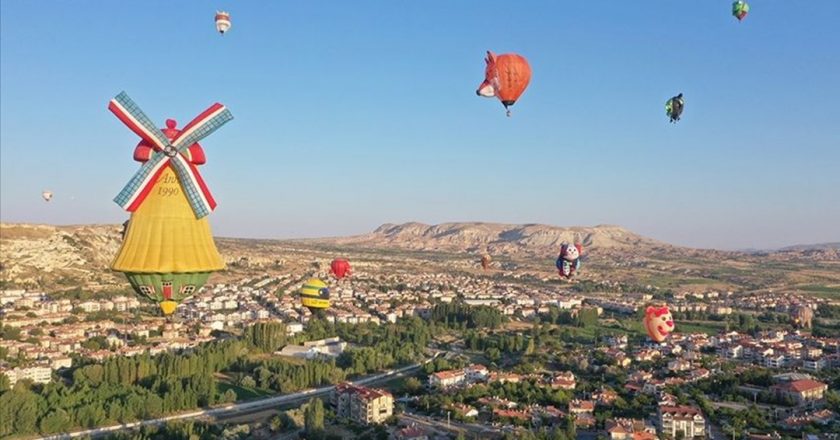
[1,1,838,250]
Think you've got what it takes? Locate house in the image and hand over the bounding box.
[771,379,828,404]
[428,369,466,389]
[607,418,657,440]
[550,371,576,390]
[465,364,489,382]
[569,399,595,415]
[658,405,705,439]
[332,382,393,425]
[449,403,478,418]
[393,426,429,440]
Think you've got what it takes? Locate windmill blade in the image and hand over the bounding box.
[169,153,213,218]
[171,103,233,151]
[109,92,173,151]
[113,150,170,211]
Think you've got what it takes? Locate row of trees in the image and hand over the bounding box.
[428,301,508,329]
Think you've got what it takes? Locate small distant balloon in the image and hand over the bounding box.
[666,93,684,123]
[42,191,53,202]
[556,243,583,279]
[481,254,492,270]
[732,1,750,22]
[330,258,351,280]
[215,11,231,35]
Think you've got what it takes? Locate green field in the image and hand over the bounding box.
[799,284,840,299]
[217,381,274,401]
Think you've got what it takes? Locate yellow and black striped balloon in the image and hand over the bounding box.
[299,278,330,310]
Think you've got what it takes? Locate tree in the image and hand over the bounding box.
[38,409,72,434]
[565,415,576,440]
[269,414,284,432]
[404,377,423,395]
[223,389,237,403]
[304,397,325,436]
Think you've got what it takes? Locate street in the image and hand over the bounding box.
[38,361,428,440]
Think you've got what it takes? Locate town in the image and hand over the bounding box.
[1,263,838,440]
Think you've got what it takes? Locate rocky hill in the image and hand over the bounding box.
[0,223,125,289]
[321,222,677,257]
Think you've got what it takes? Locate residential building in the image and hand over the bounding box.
[2,366,52,385]
[428,369,466,389]
[771,379,828,404]
[658,405,705,439]
[333,382,393,425]
[607,418,657,440]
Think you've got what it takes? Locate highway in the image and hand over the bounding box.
[38,360,430,440]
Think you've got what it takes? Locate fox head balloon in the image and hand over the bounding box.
[644,306,675,343]
[476,51,531,116]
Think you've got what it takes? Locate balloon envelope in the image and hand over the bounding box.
[643,305,675,342]
[300,278,330,311]
[42,191,53,202]
[215,11,231,34]
[477,51,532,111]
[330,258,351,279]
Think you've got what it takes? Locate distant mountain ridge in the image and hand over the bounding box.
[320,221,676,256]
[779,242,840,251]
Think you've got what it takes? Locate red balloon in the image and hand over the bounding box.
[330,258,351,279]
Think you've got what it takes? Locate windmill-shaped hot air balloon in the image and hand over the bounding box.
[215,11,231,34]
[108,92,233,316]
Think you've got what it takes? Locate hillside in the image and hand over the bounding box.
[320,222,676,256]
[2,222,838,293]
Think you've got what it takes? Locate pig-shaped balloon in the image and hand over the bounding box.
[556,243,583,279]
[644,306,675,343]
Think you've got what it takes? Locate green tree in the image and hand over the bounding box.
[223,389,237,403]
[39,409,72,434]
[404,377,423,395]
[304,397,325,436]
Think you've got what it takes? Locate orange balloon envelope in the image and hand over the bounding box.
[643,305,675,343]
[481,254,491,270]
[330,258,351,280]
[476,51,532,115]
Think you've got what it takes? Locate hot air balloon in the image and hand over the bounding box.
[42,191,53,202]
[481,254,492,270]
[330,258,351,280]
[476,51,532,117]
[299,278,331,312]
[556,243,583,279]
[666,93,684,123]
[643,305,675,343]
[215,11,231,34]
[108,92,233,316]
[793,305,814,329]
[732,1,750,21]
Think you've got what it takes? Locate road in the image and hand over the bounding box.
[38,360,431,440]
[400,410,501,439]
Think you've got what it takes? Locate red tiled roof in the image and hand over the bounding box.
[659,405,701,416]
[784,379,828,393]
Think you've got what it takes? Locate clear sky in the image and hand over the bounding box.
[1,1,838,250]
